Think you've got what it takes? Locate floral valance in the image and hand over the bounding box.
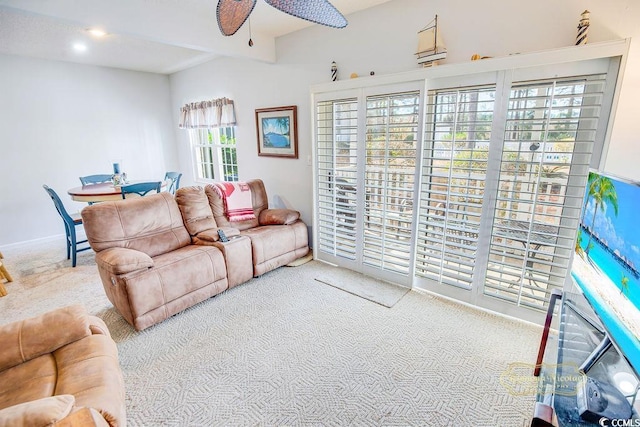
[178,97,236,129]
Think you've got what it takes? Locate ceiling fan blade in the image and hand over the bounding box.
[217,0,257,36]
[264,0,348,29]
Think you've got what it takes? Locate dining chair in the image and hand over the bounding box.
[79,174,113,185]
[121,181,162,199]
[43,185,92,267]
[164,172,182,195]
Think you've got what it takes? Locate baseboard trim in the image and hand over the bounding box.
[0,234,66,251]
[412,287,543,329]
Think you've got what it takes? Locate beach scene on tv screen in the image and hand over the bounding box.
[572,171,640,347]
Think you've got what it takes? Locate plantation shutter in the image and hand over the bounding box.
[415,87,496,288]
[363,92,420,275]
[316,98,359,260]
[313,43,623,321]
[483,75,607,310]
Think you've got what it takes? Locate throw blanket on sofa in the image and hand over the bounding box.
[213,182,256,222]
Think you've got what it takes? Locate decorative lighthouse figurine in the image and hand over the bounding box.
[331,61,337,81]
[576,10,590,45]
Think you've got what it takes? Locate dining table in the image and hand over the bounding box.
[67,180,168,203]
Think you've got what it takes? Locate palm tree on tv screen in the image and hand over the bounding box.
[584,173,619,259]
[581,172,597,225]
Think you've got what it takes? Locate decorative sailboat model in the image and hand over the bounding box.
[415,15,447,67]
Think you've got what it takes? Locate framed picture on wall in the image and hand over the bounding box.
[255,105,298,158]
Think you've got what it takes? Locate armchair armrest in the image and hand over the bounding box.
[0,395,76,427]
[88,315,111,337]
[54,407,111,427]
[0,306,91,372]
[259,209,300,226]
[95,247,153,275]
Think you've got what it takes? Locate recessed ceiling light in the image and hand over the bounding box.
[87,28,107,37]
[73,42,87,52]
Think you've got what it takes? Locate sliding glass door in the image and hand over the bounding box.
[416,85,495,289]
[312,48,623,322]
[362,91,420,277]
[315,84,422,286]
[414,64,616,321]
[316,97,359,261]
[483,76,607,311]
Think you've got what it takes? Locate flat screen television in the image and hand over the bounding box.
[572,169,640,375]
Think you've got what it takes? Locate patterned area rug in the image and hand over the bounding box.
[0,240,542,426]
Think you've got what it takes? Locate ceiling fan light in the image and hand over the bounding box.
[72,42,87,52]
[217,0,257,36]
[263,0,347,28]
[87,28,107,37]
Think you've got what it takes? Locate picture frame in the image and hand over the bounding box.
[255,105,298,158]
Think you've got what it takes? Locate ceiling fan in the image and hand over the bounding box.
[216,0,348,37]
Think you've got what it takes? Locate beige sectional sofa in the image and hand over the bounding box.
[190,179,309,277]
[0,305,126,427]
[81,179,309,331]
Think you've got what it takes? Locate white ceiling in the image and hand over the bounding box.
[0,0,392,74]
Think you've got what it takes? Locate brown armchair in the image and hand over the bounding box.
[0,305,126,426]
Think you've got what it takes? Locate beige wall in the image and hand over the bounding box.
[0,55,177,246]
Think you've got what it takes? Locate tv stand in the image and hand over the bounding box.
[580,335,612,375]
[532,290,639,426]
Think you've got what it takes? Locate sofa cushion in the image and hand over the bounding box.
[175,186,218,235]
[55,335,126,427]
[82,192,191,257]
[210,182,256,222]
[241,222,309,266]
[259,209,300,226]
[0,305,90,372]
[0,395,75,427]
[116,245,228,330]
[205,180,268,231]
[0,355,57,410]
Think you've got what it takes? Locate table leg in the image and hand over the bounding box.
[0,251,12,297]
[0,262,13,283]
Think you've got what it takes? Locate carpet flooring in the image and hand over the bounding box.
[315,265,410,308]
[0,240,542,426]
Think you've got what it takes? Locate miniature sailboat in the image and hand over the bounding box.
[416,15,447,66]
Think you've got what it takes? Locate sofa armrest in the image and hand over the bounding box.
[0,305,91,372]
[259,209,300,225]
[195,227,241,243]
[0,395,76,427]
[95,247,154,275]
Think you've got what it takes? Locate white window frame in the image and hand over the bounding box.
[189,127,239,183]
